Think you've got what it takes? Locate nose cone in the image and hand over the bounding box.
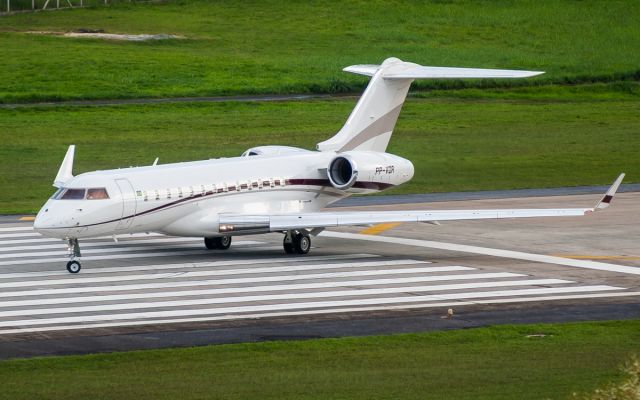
[33,203,67,238]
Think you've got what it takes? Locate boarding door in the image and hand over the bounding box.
[114,178,137,230]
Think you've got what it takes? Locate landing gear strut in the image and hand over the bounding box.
[283,230,311,255]
[66,238,82,273]
[204,236,232,250]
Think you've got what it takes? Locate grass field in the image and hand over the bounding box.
[1,85,638,214]
[0,0,639,102]
[1,320,639,399]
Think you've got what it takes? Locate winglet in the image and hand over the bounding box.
[53,145,75,188]
[594,173,625,211]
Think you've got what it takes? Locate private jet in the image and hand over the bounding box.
[33,57,625,273]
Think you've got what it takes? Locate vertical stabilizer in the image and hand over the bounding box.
[316,58,543,153]
[317,58,413,153]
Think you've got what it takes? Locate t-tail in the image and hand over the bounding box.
[316,57,543,153]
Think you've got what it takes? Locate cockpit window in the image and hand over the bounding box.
[241,149,260,157]
[86,188,109,200]
[50,188,64,199]
[60,188,86,200]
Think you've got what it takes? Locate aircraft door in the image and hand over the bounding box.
[114,178,137,230]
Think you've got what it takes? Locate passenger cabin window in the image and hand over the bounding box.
[60,188,85,200]
[86,188,109,200]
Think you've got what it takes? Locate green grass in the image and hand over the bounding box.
[0,0,639,102]
[1,320,639,399]
[1,85,638,214]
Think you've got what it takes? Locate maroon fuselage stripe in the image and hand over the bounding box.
[287,178,395,190]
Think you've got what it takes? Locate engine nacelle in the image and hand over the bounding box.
[327,151,414,192]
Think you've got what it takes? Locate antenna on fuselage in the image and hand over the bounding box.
[53,145,75,188]
[152,157,159,166]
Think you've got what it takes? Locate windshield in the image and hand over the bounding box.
[52,187,109,200]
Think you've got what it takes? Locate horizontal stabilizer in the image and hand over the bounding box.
[344,61,544,80]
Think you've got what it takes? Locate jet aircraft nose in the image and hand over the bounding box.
[33,205,68,238]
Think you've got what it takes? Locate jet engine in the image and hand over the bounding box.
[326,151,414,192]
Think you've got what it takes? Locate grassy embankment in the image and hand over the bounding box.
[0,0,639,102]
[1,86,639,214]
[1,320,639,400]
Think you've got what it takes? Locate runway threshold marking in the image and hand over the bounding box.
[4,291,640,336]
[0,279,575,318]
[0,268,487,299]
[321,231,640,276]
[0,279,564,308]
[359,223,401,235]
[0,285,623,329]
[0,264,475,289]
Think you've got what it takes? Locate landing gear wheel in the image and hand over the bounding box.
[204,236,232,250]
[283,239,295,254]
[66,260,81,274]
[216,235,232,250]
[293,233,311,255]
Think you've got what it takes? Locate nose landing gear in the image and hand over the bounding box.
[65,238,82,273]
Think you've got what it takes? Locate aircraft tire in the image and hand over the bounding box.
[66,260,81,274]
[283,240,295,254]
[205,236,232,250]
[293,233,311,255]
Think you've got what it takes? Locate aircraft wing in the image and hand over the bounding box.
[218,174,625,233]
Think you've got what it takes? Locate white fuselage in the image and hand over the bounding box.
[34,147,414,239]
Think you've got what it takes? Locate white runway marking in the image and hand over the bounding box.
[0,226,34,232]
[0,237,207,252]
[4,291,640,336]
[0,270,487,299]
[0,280,580,318]
[0,279,569,308]
[0,240,265,259]
[0,223,634,335]
[322,231,640,275]
[0,253,380,279]
[0,285,622,329]
[0,263,471,289]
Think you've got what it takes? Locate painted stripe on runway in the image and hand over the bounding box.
[0,233,166,245]
[0,285,622,328]
[0,265,476,290]
[0,278,568,308]
[0,236,208,252]
[0,233,41,239]
[0,261,444,288]
[0,268,484,298]
[3,291,639,336]
[0,254,380,279]
[0,247,282,267]
[0,226,33,232]
[0,241,266,259]
[0,279,581,318]
[321,231,640,275]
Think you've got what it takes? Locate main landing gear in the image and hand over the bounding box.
[204,236,232,250]
[283,230,311,255]
[66,238,82,273]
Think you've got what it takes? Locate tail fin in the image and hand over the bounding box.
[316,57,543,153]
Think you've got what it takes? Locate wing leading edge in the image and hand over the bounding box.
[218,174,624,233]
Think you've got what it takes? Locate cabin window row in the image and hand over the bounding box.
[137,178,286,202]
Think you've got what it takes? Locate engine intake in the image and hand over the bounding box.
[328,156,358,190]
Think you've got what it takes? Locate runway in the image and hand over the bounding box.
[0,191,639,358]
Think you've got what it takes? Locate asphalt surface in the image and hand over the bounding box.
[0,189,638,359]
